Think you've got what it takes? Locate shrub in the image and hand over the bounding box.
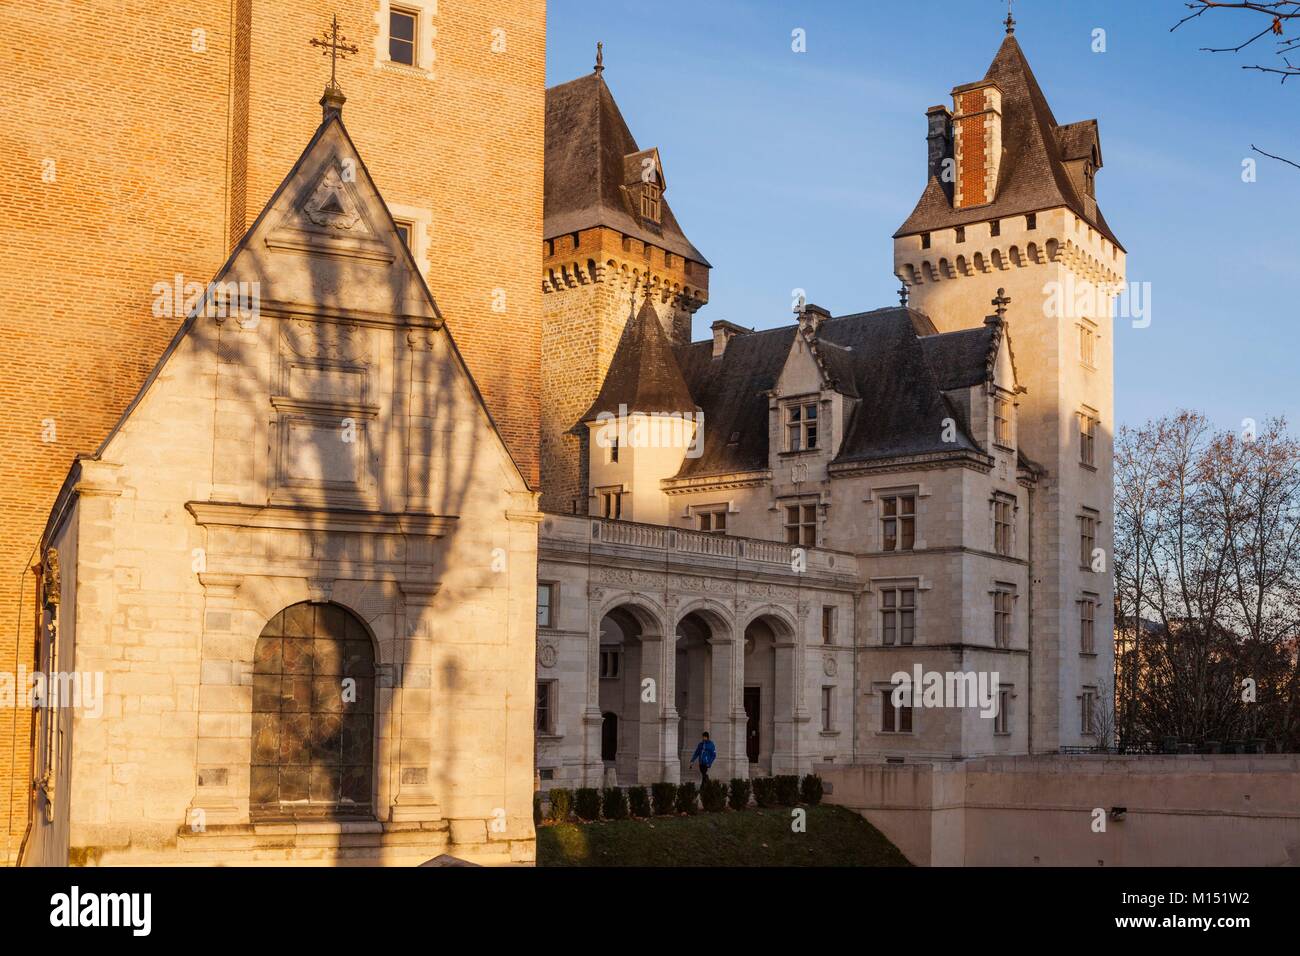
[752,776,778,808]
[533,791,542,826]
[676,781,699,814]
[574,787,602,821]
[602,786,629,820]
[775,774,801,806]
[699,778,728,812]
[800,773,824,806]
[651,782,678,816]
[548,787,573,823]
[728,778,751,810]
[627,785,651,818]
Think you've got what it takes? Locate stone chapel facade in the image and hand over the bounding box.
[535,27,1122,789]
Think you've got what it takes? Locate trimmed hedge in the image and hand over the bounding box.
[675,781,699,814]
[651,782,678,816]
[602,786,629,820]
[775,775,801,806]
[752,776,778,808]
[728,778,751,810]
[627,785,651,818]
[700,778,728,812]
[533,791,543,826]
[548,787,573,823]
[800,773,824,806]
[575,787,602,821]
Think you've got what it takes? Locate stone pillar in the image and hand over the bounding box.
[583,599,605,787]
[707,630,746,782]
[772,640,799,775]
[636,633,680,784]
[390,581,442,822]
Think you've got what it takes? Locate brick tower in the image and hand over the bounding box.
[0,0,545,860]
[892,24,1125,751]
[540,55,710,514]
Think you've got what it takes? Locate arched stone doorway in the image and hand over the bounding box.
[597,606,647,785]
[250,601,376,819]
[675,611,714,778]
[742,612,795,776]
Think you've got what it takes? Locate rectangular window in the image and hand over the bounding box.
[821,605,836,645]
[955,225,966,243]
[393,220,413,248]
[993,589,1013,648]
[881,494,916,552]
[995,690,1010,734]
[881,690,913,733]
[1080,595,1097,655]
[785,401,819,452]
[921,233,931,250]
[599,648,622,679]
[640,183,661,222]
[1079,324,1097,367]
[989,219,1001,237]
[389,7,417,65]
[880,588,916,646]
[696,507,728,534]
[992,497,1014,556]
[784,503,817,546]
[536,681,555,734]
[1081,687,1097,735]
[1079,410,1098,467]
[608,437,620,464]
[537,583,555,629]
[600,489,624,520]
[1079,513,1098,569]
[994,394,1013,446]
[821,686,834,731]
[1026,212,1037,230]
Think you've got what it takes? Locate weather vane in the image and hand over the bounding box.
[1005,0,1016,35]
[595,41,604,76]
[310,14,359,94]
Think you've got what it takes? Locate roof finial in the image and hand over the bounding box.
[310,14,359,120]
[594,41,604,76]
[899,281,910,309]
[1005,0,1016,35]
[992,288,1011,319]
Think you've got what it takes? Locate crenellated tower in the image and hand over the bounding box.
[893,23,1125,752]
[541,54,710,514]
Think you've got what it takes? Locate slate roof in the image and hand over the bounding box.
[662,308,993,480]
[919,325,998,391]
[581,293,697,423]
[545,72,709,265]
[895,34,1123,250]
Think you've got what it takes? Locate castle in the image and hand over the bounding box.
[2,3,1120,865]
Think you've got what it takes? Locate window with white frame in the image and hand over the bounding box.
[1080,593,1098,654]
[993,587,1013,648]
[784,401,819,452]
[393,219,413,248]
[880,690,913,733]
[696,505,728,534]
[880,493,916,551]
[880,587,916,646]
[537,583,556,629]
[599,647,622,679]
[1079,408,1098,467]
[388,6,417,65]
[784,502,817,546]
[992,495,1014,556]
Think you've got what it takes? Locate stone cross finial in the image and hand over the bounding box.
[992,288,1011,318]
[1005,0,1016,35]
[899,282,910,308]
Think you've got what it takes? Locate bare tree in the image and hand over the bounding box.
[1172,1,1300,169]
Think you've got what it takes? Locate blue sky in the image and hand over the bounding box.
[546,0,1298,431]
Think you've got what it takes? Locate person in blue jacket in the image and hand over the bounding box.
[689,731,716,787]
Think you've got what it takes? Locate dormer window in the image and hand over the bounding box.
[640,182,661,223]
[993,394,1013,447]
[785,401,818,452]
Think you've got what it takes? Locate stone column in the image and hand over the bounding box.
[390,581,442,822]
[707,629,746,782]
[636,633,680,784]
[582,597,605,787]
[772,639,799,776]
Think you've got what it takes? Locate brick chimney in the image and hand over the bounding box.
[951,80,1003,209]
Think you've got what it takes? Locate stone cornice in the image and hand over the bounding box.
[660,470,771,495]
[185,501,457,537]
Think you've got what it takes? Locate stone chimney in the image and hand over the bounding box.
[951,80,1003,209]
[798,303,831,337]
[711,319,749,359]
[926,105,953,199]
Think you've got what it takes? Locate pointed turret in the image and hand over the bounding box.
[582,289,696,423]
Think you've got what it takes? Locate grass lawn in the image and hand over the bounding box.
[536,804,911,867]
